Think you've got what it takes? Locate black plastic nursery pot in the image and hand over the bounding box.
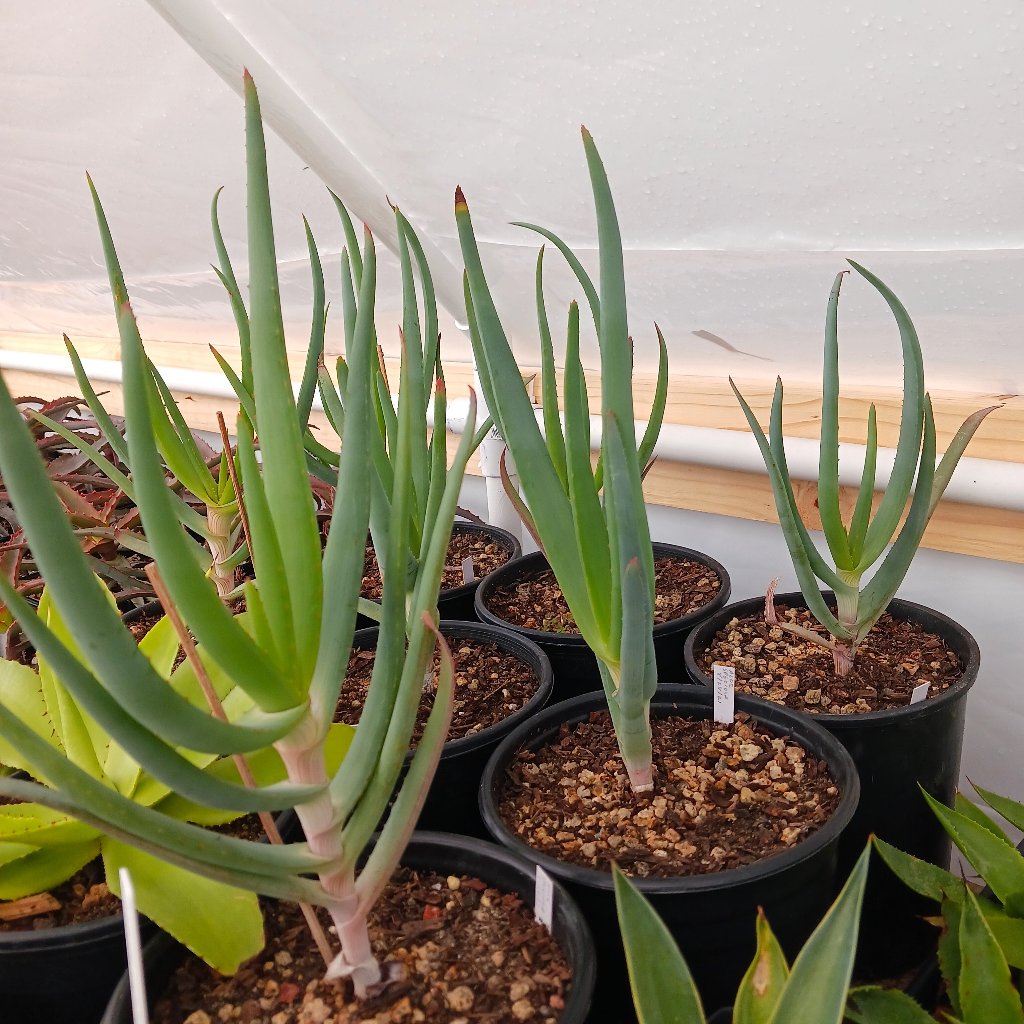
[0,909,155,1024]
[682,591,980,979]
[479,686,859,1016]
[101,831,596,1024]
[348,620,552,837]
[474,544,732,702]
[437,521,523,622]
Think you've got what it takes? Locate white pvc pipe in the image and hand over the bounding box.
[4,349,1019,513]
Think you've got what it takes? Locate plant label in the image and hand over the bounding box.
[534,864,554,931]
[713,664,735,724]
[461,556,476,585]
[910,682,930,705]
[119,867,150,1024]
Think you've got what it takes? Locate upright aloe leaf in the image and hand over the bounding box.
[732,264,999,673]
[456,127,664,791]
[613,864,705,1024]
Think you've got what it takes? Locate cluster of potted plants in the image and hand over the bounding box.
[0,70,1013,1024]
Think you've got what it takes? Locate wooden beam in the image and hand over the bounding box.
[2,337,1019,565]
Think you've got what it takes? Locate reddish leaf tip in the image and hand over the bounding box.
[454,185,467,210]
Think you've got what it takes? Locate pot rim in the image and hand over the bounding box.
[100,830,597,1024]
[474,543,732,646]
[350,620,553,760]
[682,590,981,729]
[436,520,523,603]
[478,685,860,895]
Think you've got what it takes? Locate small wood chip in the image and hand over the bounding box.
[0,892,62,922]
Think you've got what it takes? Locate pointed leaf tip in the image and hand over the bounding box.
[455,185,467,209]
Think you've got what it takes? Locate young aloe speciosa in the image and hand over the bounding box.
[456,129,669,792]
[0,72,477,994]
[731,266,999,675]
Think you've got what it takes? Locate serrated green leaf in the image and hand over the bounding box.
[957,886,1024,1022]
[104,838,265,975]
[846,986,935,1023]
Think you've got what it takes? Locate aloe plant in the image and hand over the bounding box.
[871,785,1024,1021]
[40,326,245,598]
[731,266,998,675]
[612,845,871,1023]
[0,590,348,971]
[0,72,477,994]
[212,186,488,622]
[456,130,669,792]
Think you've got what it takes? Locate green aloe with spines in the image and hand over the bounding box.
[456,129,669,792]
[868,785,1024,1021]
[0,592,350,972]
[0,72,478,994]
[731,265,998,675]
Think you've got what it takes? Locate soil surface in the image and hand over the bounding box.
[498,711,839,878]
[337,638,541,743]
[485,556,721,634]
[698,605,963,714]
[0,858,120,931]
[359,528,515,603]
[151,868,572,1024]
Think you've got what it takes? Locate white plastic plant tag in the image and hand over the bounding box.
[534,864,554,931]
[119,867,150,1024]
[910,682,930,705]
[461,556,476,585]
[713,664,735,724]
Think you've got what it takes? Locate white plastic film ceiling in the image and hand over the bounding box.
[2,0,1023,393]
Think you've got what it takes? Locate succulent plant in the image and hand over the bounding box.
[456,129,669,792]
[0,72,476,994]
[731,265,998,675]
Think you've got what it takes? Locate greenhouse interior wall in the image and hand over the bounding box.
[2,2,1022,835]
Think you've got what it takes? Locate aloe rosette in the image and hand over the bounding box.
[456,129,668,793]
[731,266,998,675]
[0,73,477,995]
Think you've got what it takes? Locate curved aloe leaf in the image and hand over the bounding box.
[767,845,870,1024]
[613,863,705,1023]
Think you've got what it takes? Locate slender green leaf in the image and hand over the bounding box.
[847,403,878,559]
[818,271,852,568]
[243,72,322,683]
[535,246,568,490]
[767,845,870,1024]
[734,911,790,1024]
[63,336,130,466]
[513,221,601,329]
[613,863,705,1024]
[636,325,669,474]
[210,186,251,389]
[297,216,327,431]
[849,261,925,571]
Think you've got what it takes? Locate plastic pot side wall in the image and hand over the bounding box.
[683,591,980,976]
[479,686,860,1014]
[100,832,596,1024]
